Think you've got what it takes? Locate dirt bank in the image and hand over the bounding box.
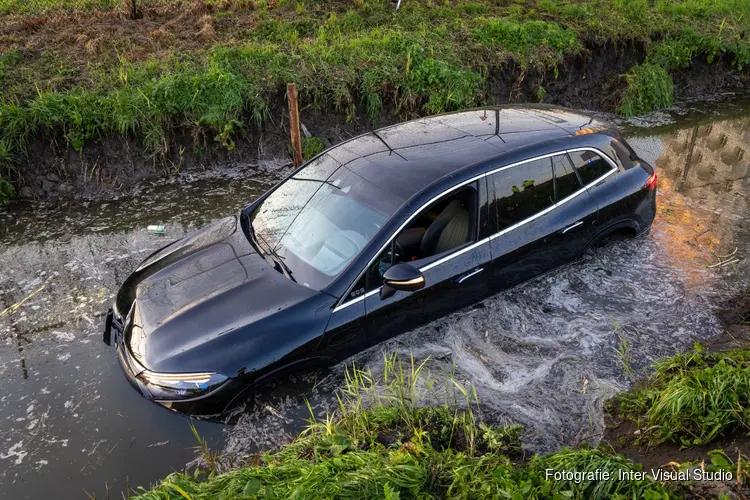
[11,44,749,201]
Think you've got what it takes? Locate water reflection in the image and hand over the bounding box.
[631,115,750,286]
[0,162,283,499]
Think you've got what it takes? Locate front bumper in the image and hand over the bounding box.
[104,308,151,396]
[103,307,241,415]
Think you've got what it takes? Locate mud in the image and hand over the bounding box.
[1,99,749,499]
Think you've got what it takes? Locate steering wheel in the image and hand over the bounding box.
[393,239,405,263]
[378,240,405,279]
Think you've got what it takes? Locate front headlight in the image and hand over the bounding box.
[138,371,229,401]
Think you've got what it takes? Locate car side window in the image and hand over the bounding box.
[490,157,554,231]
[568,150,614,185]
[608,138,637,170]
[365,187,476,291]
[552,154,582,201]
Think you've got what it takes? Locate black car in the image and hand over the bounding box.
[104,106,657,414]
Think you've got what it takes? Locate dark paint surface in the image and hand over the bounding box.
[0,100,748,499]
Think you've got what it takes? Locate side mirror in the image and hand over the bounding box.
[380,263,425,300]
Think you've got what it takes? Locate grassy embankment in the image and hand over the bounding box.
[126,353,749,500]
[615,343,750,449]
[1,0,749,203]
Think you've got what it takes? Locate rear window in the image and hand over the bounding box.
[568,150,614,185]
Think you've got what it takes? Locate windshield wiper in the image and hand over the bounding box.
[242,210,297,283]
[292,177,342,190]
[266,247,296,283]
[254,230,297,283]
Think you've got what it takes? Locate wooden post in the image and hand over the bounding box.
[287,83,303,168]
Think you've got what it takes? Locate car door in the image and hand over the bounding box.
[542,152,600,260]
[319,283,370,362]
[363,180,493,345]
[486,153,598,289]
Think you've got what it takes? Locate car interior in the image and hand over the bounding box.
[370,187,476,285]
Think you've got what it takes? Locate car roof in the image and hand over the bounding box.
[324,105,614,200]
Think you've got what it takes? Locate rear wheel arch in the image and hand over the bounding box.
[576,220,640,259]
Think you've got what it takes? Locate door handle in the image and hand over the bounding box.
[458,267,483,284]
[561,220,584,234]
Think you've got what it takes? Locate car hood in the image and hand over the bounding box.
[120,216,321,372]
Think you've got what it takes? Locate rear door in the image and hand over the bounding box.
[542,153,600,260]
[486,153,598,289]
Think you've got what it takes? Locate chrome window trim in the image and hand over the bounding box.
[332,146,617,313]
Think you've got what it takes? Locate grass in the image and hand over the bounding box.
[618,63,674,118]
[615,343,750,447]
[0,0,749,203]
[0,0,119,15]
[612,322,636,380]
[128,353,678,500]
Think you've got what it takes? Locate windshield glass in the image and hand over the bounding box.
[250,154,403,290]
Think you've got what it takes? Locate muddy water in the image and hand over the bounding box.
[1,102,749,498]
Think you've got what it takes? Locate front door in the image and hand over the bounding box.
[364,181,493,345]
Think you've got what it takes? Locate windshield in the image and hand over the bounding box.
[250,154,403,290]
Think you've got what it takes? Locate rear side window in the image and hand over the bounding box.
[552,154,581,202]
[609,138,637,170]
[568,150,614,185]
[490,157,554,231]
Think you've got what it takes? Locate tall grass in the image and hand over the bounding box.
[130,353,675,500]
[616,343,750,447]
[618,63,674,118]
[0,0,749,201]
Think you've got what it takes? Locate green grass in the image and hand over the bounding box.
[612,322,636,380]
[128,353,677,500]
[615,343,750,447]
[0,0,749,202]
[617,63,675,117]
[302,137,325,160]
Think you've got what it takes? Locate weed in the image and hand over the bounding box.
[302,136,324,159]
[189,421,220,475]
[0,0,749,202]
[612,321,635,379]
[472,18,580,65]
[618,63,674,117]
[536,85,546,102]
[129,354,675,500]
[617,343,750,447]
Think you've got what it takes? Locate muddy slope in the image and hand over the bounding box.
[12,43,750,201]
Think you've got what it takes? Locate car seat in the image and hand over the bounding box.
[419,199,470,256]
